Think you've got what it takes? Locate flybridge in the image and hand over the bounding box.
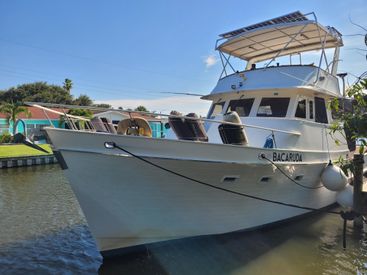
[215,11,343,75]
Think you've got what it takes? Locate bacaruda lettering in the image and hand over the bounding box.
[272,152,303,162]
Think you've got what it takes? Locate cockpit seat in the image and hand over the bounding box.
[100,117,117,134]
[218,111,248,145]
[91,117,117,134]
[91,117,108,132]
[168,112,208,142]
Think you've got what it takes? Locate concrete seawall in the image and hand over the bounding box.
[0,155,58,169]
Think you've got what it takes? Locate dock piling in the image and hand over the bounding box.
[353,154,367,228]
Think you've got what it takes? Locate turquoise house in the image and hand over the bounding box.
[0,107,168,141]
[0,107,64,143]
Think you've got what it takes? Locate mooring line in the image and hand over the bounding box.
[106,142,340,215]
[259,154,324,190]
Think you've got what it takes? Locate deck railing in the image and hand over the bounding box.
[26,102,301,138]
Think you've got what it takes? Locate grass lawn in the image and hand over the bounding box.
[0,144,53,158]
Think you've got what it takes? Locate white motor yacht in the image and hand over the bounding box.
[38,11,350,252]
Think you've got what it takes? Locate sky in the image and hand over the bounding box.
[0,0,366,115]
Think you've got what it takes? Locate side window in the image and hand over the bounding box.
[309,100,314,119]
[207,102,225,119]
[257,98,290,117]
[295,99,306,118]
[226,98,254,117]
[315,97,328,124]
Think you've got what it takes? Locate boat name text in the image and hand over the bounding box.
[273,152,303,162]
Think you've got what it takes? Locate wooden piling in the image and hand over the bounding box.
[353,154,367,215]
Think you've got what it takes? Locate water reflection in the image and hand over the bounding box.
[0,165,102,273]
[0,225,101,274]
[0,165,366,274]
[101,214,367,275]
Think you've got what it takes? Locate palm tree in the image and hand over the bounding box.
[0,102,31,135]
[63,78,73,94]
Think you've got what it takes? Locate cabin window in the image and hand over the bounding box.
[315,97,328,124]
[207,102,225,119]
[257,98,290,117]
[226,98,254,117]
[309,100,314,119]
[295,99,306,118]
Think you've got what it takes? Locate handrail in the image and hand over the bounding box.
[29,104,90,121]
[219,121,300,135]
[265,21,311,68]
[168,115,301,136]
[26,102,301,136]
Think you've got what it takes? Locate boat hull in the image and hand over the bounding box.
[46,128,346,251]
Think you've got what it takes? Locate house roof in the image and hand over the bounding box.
[0,105,164,122]
[0,106,67,120]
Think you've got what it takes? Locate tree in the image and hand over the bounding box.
[330,78,367,154]
[59,109,93,129]
[0,82,73,104]
[63,78,73,94]
[135,105,148,112]
[93,103,111,109]
[329,77,367,177]
[68,108,93,118]
[73,94,93,106]
[0,102,31,135]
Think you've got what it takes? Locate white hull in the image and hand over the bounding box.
[36,13,350,252]
[46,128,346,251]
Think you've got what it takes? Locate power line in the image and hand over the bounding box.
[0,66,202,100]
[0,37,209,82]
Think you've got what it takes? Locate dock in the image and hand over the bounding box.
[0,155,58,169]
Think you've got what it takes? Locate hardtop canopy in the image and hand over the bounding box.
[216,11,343,64]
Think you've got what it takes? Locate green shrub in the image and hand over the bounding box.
[0,132,12,143]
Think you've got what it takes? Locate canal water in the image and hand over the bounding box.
[0,164,367,274]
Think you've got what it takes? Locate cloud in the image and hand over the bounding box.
[95,96,212,116]
[204,54,218,68]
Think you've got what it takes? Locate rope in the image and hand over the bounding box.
[106,142,340,215]
[259,154,324,189]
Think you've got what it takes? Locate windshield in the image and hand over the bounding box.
[257,98,290,117]
[207,102,225,119]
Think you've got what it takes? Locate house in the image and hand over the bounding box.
[0,107,169,141]
[0,106,67,142]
